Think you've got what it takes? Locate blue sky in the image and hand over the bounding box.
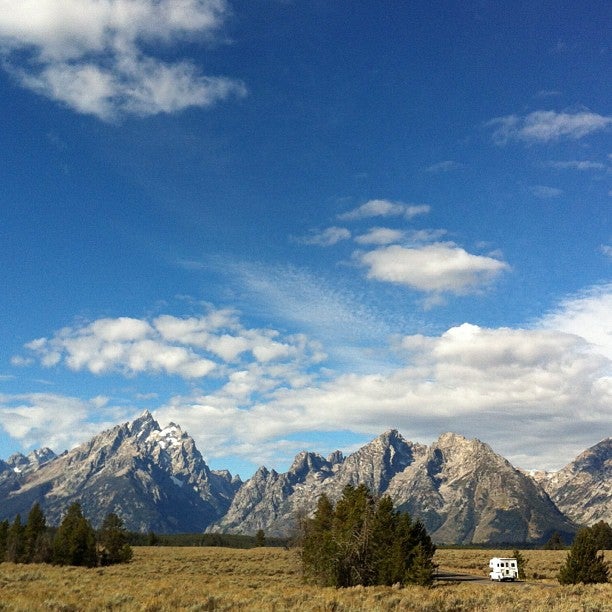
[0,0,610,478]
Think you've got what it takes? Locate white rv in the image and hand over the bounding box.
[489,557,519,581]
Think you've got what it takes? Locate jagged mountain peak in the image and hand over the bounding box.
[128,409,160,438]
[289,451,329,477]
[327,450,344,465]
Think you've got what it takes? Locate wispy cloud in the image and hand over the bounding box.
[294,226,351,246]
[546,160,607,171]
[424,160,464,173]
[488,110,611,144]
[338,199,430,221]
[354,227,405,246]
[357,243,510,296]
[0,0,246,120]
[530,185,563,198]
[228,261,392,353]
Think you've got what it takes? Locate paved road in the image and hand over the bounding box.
[435,570,523,585]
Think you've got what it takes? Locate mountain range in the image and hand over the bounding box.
[1,411,609,544]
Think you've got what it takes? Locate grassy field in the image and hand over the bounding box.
[0,547,610,611]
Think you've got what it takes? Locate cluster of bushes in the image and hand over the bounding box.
[0,502,132,567]
[301,484,436,588]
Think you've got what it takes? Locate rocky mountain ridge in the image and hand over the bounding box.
[0,412,241,533]
[1,413,608,543]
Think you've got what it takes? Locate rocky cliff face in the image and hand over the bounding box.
[212,431,575,544]
[537,438,611,526]
[386,433,574,543]
[209,430,425,537]
[0,412,240,532]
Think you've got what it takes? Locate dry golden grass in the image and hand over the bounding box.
[0,547,610,611]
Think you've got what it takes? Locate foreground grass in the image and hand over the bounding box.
[0,547,610,611]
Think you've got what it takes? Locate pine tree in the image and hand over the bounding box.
[558,527,609,584]
[255,529,266,547]
[543,531,565,550]
[512,549,527,580]
[24,502,51,563]
[589,521,612,550]
[6,515,26,563]
[301,493,338,586]
[98,513,132,565]
[53,502,98,567]
[0,519,9,562]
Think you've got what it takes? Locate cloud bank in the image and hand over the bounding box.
[0,0,246,119]
[4,284,610,471]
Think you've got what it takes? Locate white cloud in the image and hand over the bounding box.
[488,110,612,144]
[0,393,130,452]
[530,185,563,198]
[0,0,246,120]
[537,283,612,361]
[601,245,612,259]
[5,287,612,472]
[354,227,405,245]
[295,226,351,246]
[18,308,322,379]
[338,199,430,221]
[358,243,510,295]
[151,317,610,471]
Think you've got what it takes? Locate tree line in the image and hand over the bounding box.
[0,502,132,567]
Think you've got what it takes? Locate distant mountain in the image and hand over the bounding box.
[211,430,425,537]
[535,438,612,526]
[211,431,575,544]
[386,433,574,544]
[0,412,241,532]
[1,415,608,543]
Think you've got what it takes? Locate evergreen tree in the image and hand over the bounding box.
[53,502,97,567]
[255,529,266,547]
[558,527,609,584]
[589,521,612,550]
[301,485,436,588]
[24,502,51,563]
[543,531,565,550]
[6,515,25,563]
[98,513,133,565]
[301,493,339,586]
[0,519,9,562]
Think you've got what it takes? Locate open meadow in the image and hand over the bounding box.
[0,547,610,611]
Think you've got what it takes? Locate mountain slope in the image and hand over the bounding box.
[386,433,575,544]
[538,438,612,526]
